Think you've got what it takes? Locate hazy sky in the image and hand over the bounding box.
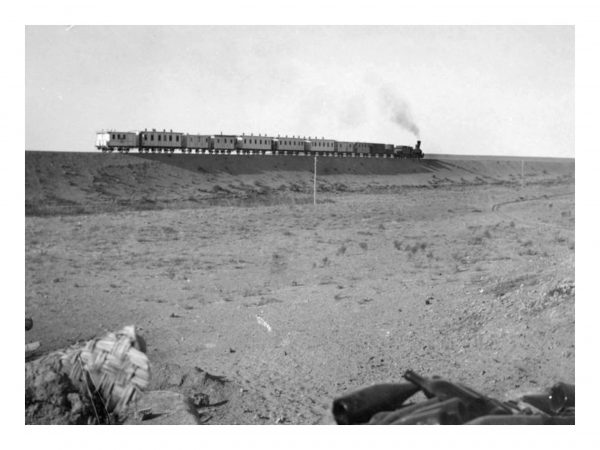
[25,26,574,157]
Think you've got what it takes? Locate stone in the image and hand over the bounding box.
[123,390,201,425]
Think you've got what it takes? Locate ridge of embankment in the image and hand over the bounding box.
[25,151,574,216]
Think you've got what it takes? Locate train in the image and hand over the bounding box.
[95,129,424,159]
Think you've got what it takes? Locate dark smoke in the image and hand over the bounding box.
[379,86,420,137]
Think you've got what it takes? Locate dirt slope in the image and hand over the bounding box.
[25,151,574,215]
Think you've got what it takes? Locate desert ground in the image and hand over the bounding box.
[25,152,574,424]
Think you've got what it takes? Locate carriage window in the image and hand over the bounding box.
[151,134,154,141]
[176,136,179,142]
[169,135,172,142]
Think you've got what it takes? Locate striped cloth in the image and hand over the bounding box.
[61,325,150,416]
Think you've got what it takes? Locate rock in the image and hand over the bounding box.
[149,363,232,405]
[122,391,201,425]
[25,353,95,424]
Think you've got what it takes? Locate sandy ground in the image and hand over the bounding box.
[25,152,574,424]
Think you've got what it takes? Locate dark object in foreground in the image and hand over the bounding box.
[332,370,575,425]
[26,317,33,331]
[332,383,420,425]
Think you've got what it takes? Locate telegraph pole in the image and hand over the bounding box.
[313,154,317,205]
[521,159,524,188]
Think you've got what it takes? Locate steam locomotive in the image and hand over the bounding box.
[95,129,424,159]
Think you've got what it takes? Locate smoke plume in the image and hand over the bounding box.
[379,86,420,137]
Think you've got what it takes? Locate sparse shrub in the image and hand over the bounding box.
[469,236,484,245]
[359,242,368,251]
[270,251,287,274]
[546,281,574,298]
[393,240,402,251]
[405,243,420,255]
[336,244,347,256]
[483,229,492,239]
[520,248,538,256]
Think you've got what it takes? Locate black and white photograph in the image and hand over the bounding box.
[15,0,597,445]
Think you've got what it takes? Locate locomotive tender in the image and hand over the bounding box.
[95,129,424,159]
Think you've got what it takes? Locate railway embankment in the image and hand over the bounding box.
[25,151,574,216]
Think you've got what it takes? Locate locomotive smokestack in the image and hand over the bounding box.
[415,140,421,150]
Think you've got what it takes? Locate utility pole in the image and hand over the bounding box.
[313,154,317,206]
[521,159,524,188]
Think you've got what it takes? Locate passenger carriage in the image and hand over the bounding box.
[335,141,355,157]
[272,136,308,155]
[95,131,138,153]
[310,138,336,156]
[182,135,211,153]
[210,134,241,154]
[139,129,183,154]
[239,134,273,155]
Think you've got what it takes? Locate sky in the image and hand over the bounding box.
[25,25,574,157]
